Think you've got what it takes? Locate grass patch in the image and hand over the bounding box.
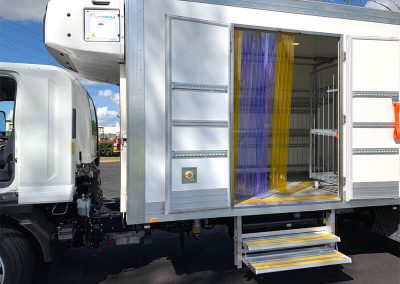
[100,156,120,163]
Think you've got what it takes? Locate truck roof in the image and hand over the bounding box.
[184,0,400,25]
[0,62,77,82]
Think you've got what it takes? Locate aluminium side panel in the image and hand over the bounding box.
[183,0,400,25]
[120,64,128,213]
[126,0,146,224]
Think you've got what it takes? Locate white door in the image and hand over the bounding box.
[348,37,400,200]
[167,18,230,212]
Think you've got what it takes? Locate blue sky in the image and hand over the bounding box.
[0,0,369,125]
[0,0,120,126]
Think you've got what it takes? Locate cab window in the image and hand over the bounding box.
[88,94,98,136]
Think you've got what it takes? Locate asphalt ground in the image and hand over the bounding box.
[46,162,400,284]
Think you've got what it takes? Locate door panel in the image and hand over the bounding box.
[349,38,400,200]
[168,18,230,212]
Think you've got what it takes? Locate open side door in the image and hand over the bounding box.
[348,37,400,200]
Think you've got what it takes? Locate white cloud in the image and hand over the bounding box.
[97,106,118,126]
[98,90,114,97]
[0,0,49,21]
[98,89,120,105]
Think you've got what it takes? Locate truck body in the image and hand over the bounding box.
[44,0,400,224]
[1,0,400,283]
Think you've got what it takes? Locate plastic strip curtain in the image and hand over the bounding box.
[234,29,277,201]
[270,33,295,191]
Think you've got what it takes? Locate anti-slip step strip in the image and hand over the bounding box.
[243,231,340,252]
[243,247,351,274]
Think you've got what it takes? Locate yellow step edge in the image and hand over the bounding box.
[245,233,334,244]
[246,236,335,244]
[253,257,347,270]
[251,253,343,267]
[247,237,337,247]
[247,238,337,247]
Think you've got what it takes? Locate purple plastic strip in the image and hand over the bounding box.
[235,30,277,200]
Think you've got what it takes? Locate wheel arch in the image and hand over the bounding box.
[1,213,52,262]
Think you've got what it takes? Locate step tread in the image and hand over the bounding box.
[243,230,340,252]
[243,247,351,274]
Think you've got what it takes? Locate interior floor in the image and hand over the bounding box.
[235,173,339,206]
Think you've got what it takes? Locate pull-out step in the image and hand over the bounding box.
[243,247,351,274]
[243,230,340,252]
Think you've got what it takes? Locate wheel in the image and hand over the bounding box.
[0,227,34,284]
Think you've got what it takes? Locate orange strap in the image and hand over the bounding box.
[394,102,400,142]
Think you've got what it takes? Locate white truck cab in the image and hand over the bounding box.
[0,63,99,204]
[0,63,103,284]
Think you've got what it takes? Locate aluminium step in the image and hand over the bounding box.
[243,230,340,252]
[243,247,351,274]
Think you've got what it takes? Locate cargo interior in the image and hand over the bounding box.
[233,29,341,206]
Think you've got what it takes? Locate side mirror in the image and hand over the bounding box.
[0,111,6,134]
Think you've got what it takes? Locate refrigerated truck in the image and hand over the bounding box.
[1,0,400,283]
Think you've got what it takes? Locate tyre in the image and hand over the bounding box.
[0,227,35,284]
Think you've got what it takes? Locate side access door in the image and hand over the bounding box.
[348,37,400,200]
[167,18,230,212]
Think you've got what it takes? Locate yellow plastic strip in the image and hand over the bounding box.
[251,253,343,267]
[233,29,242,204]
[241,195,338,204]
[270,33,295,191]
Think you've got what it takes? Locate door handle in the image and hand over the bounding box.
[394,102,400,143]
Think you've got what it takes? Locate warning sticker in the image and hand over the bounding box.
[84,9,120,42]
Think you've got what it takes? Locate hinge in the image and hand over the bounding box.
[343,114,346,125]
[342,177,346,187]
[342,51,347,62]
